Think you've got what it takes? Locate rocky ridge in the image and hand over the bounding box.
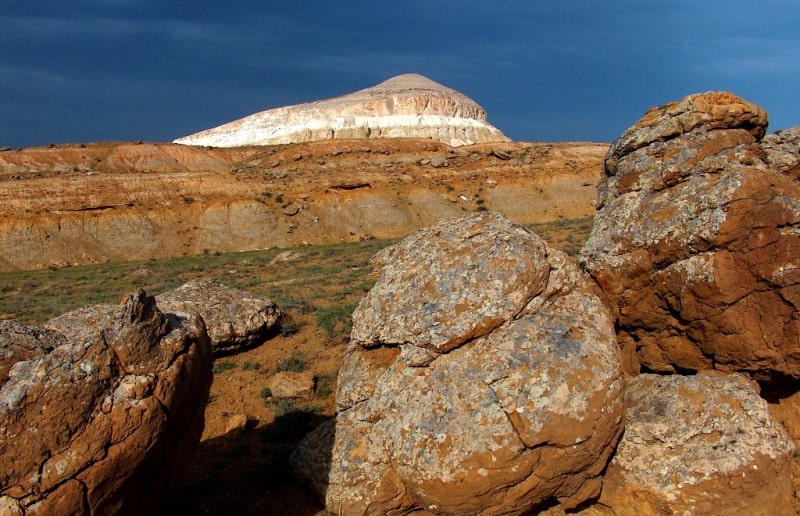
[173,74,510,148]
[0,138,605,271]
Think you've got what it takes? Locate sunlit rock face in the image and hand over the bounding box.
[580,92,800,381]
[291,213,624,515]
[173,73,511,147]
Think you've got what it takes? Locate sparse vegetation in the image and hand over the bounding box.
[275,352,307,373]
[212,360,237,374]
[279,320,297,337]
[260,387,272,399]
[272,399,322,418]
[526,217,594,256]
[0,218,592,341]
[314,373,336,399]
[242,361,261,371]
[316,302,358,341]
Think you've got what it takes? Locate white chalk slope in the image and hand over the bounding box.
[174,74,510,148]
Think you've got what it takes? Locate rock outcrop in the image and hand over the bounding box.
[0,139,604,271]
[0,321,65,388]
[292,213,624,514]
[580,92,800,380]
[156,278,283,356]
[0,290,212,514]
[601,372,795,514]
[174,74,510,147]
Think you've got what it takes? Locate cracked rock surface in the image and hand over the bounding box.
[0,290,212,515]
[292,213,623,515]
[601,372,795,514]
[156,278,283,356]
[580,92,800,380]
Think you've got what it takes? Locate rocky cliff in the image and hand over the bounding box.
[0,138,605,271]
[173,74,510,147]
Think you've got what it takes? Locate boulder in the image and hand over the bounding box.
[292,213,624,514]
[0,290,212,514]
[156,278,283,356]
[580,92,800,380]
[267,371,316,399]
[601,372,795,515]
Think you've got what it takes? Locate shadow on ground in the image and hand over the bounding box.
[160,409,332,515]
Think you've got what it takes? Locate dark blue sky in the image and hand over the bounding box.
[2,1,799,148]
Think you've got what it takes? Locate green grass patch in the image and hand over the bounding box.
[275,352,307,373]
[212,360,237,374]
[526,217,594,256]
[279,320,297,337]
[0,219,593,340]
[315,302,358,341]
[314,373,336,399]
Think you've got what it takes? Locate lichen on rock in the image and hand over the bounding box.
[156,278,284,356]
[602,372,796,515]
[580,91,800,380]
[292,212,623,515]
[0,290,212,514]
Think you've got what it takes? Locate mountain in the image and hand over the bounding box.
[173,74,510,148]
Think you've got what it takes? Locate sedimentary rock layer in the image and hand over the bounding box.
[173,74,510,147]
[0,139,605,271]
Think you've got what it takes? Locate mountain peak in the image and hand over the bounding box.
[372,73,452,91]
[174,74,509,148]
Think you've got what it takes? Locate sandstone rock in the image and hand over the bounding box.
[601,372,795,515]
[580,92,800,380]
[156,279,283,356]
[0,290,212,514]
[267,371,316,399]
[293,213,624,514]
[173,74,510,148]
[0,320,65,388]
[429,156,448,168]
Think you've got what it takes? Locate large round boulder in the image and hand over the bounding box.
[0,290,212,515]
[580,92,800,380]
[601,372,796,514]
[292,213,623,514]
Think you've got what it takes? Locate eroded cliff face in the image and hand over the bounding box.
[173,74,510,147]
[0,138,605,271]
